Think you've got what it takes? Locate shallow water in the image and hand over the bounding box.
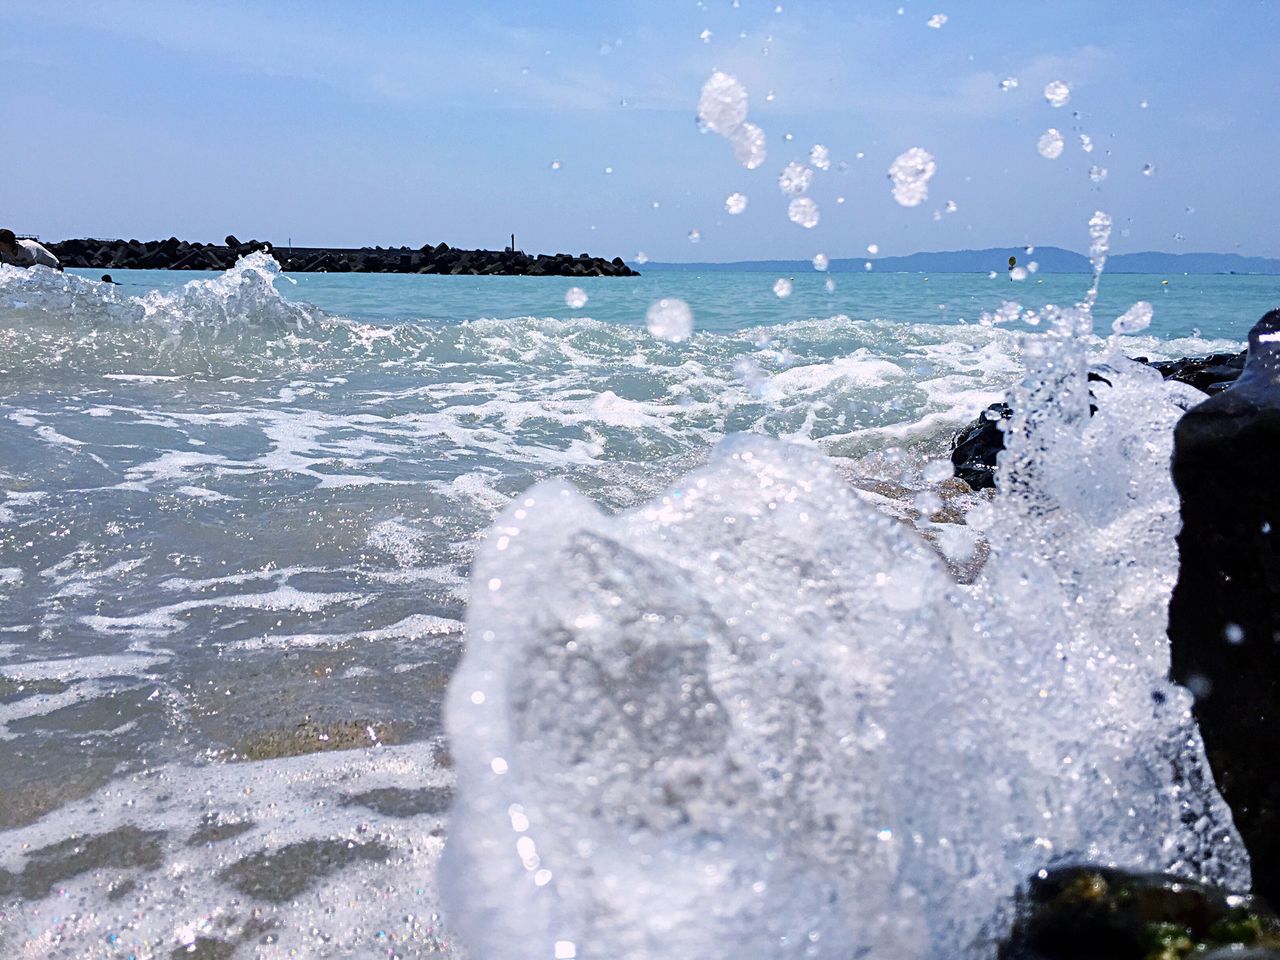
[0,258,1259,956]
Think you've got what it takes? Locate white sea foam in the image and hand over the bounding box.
[442,302,1247,958]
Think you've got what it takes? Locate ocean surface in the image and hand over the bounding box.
[0,258,1270,957]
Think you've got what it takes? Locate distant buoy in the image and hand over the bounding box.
[1161,279,1170,285]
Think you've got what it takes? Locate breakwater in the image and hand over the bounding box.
[48,235,639,276]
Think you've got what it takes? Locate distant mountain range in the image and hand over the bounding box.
[642,247,1280,275]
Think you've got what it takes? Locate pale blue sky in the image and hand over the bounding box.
[3,1,1276,260]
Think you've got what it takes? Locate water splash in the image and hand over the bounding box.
[442,223,1248,957]
[889,148,937,207]
[1043,80,1071,108]
[730,122,768,170]
[787,197,821,228]
[697,71,749,136]
[1037,129,1064,160]
[725,192,749,215]
[644,299,694,342]
[777,161,814,196]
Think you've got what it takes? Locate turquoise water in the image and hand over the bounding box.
[0,257,1271,956]
[73,266,1278,339]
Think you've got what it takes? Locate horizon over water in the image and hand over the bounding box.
[0,256,1268,956]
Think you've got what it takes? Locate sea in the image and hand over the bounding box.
[0,257,1273,957]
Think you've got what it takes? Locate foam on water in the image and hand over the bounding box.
[0,255,1253,957]
[442,295,1248,957]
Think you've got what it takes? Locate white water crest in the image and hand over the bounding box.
[443,293,1248,957]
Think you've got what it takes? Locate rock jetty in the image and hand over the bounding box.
[46,236,639,277]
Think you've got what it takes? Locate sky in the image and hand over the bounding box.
[3,1,1278,261]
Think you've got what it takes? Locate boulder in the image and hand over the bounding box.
[950,403,1012,490]
[1168,309,1280,905]
[999,864,1280,960]
[952,354,1249,491]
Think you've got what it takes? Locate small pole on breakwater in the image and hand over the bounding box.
[511,233,516,253]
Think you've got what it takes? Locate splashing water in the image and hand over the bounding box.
[725,192,748,214]
[809,144,832,170]
[1037,129,1065,160]
[442,261,1248,956]
[812,253,830,271]
[699,72,767,170]
[787,197,821,228]
[927,12,948,28]
[777,161,814,197]
[644,298,694,342]
[1113,300,1154,335]
[730,122,768,170]
[697,71,749,136]
[889,148,937,207]
[564,287,589,309]
[1043,80,1071,107]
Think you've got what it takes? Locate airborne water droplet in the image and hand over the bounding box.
[888,147,936,207]
[688,229,702,244]
[725,192,748,215]
[1037,129,1065,159]
[697,71,749,137]
[812,253,829,271]
[1112,301,1153,335]
[1043,80,1071,108]
[772,278,793,298]
[788,197,820,228]
[645,299,694,341]
[999,77,1019,91]
[730,122,768,170]
[778,161,814,196]
[1089,165,1108,183]
[809,144,831,171]
[926,13,948,27]
[564,287,588,309]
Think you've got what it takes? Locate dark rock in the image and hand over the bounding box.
[340,785,453,818]
[950,403,1012,490]
[1168,309,1280,906]
[1000,864,1280,960]
[0,825,166,900]
[1150,352,1248,394]
[218,838,389,903]
[45,237,639,276]
[951,352,1249,491]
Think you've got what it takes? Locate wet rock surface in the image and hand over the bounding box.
[952,351,1248,490]
[218,838,391,903]
[999,865,1280,960]
[1168,309,1280,906]
[46,236,639,276]
[341,784,453,818]
[0,825,165,900]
